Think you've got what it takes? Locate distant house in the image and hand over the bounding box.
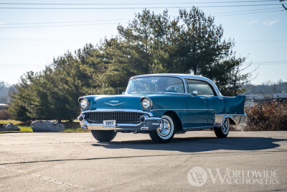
[0,103,9,110]
[273,93,287,99]
[243,83,287,106]
[244,93,287,106]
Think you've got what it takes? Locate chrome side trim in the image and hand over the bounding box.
[215,113,247,126]
[224,115,239,125]
[183,113,247,130]
[183,126,215,131]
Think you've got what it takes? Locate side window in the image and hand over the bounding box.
[187,79,216,96]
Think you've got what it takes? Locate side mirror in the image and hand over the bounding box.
[192,91,198,96]
[122,92,125,95]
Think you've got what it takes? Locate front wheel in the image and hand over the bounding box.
[91,130,117,142]
[214,118,230,138]
[149,115,175,143]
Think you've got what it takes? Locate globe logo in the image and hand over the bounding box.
[187,167,207,187]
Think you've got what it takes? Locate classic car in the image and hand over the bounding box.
[78,74,246,143]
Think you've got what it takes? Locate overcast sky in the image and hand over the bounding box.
[0,0,286,85]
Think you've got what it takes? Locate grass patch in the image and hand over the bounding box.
[61,122,88,133]
[0,120,33,133]
[0,120,87,133]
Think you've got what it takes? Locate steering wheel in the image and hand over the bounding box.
[166,86,184,93]
[176,87,184,93]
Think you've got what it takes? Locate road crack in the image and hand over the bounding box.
[0,165,95,191]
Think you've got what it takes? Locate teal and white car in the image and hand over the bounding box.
[78,74,246,143]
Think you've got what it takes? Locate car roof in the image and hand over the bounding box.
[131,73,211,81]
[131,73,221,96]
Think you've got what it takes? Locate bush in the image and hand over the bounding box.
[0,110,12,120]
[245,101,287,131]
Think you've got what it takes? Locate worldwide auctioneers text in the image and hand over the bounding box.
[187,167,279,187]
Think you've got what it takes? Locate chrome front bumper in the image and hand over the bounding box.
[77,112,161,131]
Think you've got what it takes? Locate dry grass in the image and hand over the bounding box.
[245,101,287,131]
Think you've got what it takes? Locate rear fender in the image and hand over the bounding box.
[224,95,246,114]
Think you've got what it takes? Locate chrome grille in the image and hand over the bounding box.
[84,112,145,124]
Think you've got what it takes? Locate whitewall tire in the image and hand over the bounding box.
[149,115,175,143]
[214,118,230,138]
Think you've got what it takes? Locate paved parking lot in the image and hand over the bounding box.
[0,131,287,191]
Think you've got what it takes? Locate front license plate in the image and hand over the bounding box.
[103,120,116,128]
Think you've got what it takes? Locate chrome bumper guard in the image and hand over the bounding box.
[77,113,161,131]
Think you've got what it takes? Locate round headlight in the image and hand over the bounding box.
[141,98,152,110]
[80,99,89,109]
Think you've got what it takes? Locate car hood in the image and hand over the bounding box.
[83,95,143,111]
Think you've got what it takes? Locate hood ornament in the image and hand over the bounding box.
[104,101,125,106]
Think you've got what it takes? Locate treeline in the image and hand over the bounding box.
[245,80,287,94]
[0,82,13,103]
[9,7,251,122]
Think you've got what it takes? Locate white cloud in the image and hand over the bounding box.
[263,20,279,26]
[248,20,258,25]
[269,20,279,26]
[0,22,4,25]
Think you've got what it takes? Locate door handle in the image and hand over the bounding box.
[200,97,206,100]
[219,97,224,100]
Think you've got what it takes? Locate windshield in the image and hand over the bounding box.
[126,77,185,94]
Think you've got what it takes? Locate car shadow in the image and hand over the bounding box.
[91,136,286,153]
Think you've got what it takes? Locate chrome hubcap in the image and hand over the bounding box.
[158,119,171,137]
[221,118,229,134]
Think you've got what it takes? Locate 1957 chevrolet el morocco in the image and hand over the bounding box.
[78,74,246,143]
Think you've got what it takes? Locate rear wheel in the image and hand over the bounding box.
[149,115,175,143]
[214,118,230,138]
[91,130,117,142]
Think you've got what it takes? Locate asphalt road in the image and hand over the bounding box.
[0,131,287,192]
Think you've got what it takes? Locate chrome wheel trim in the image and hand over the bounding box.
[159,119,171,136]
[157,116,174,140]
[221,118,230,135]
